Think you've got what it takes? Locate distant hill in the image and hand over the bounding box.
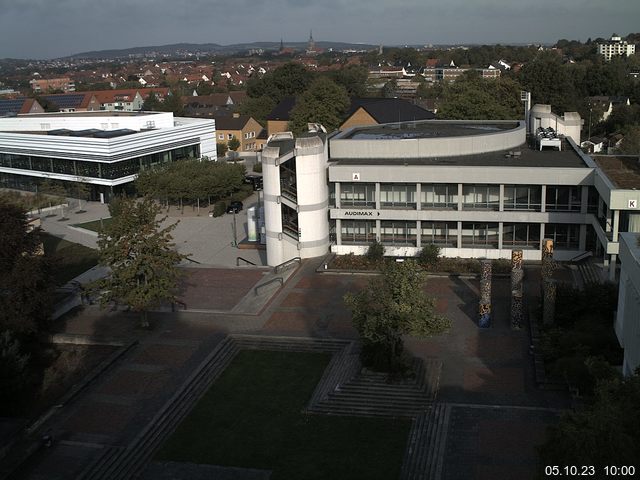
[68,41,378,59]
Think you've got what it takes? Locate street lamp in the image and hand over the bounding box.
[231,209,238,247]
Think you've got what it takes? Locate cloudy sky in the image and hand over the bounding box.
[1,0,639,59]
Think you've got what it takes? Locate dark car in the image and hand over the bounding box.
[226,201,243,214]
[244,174,263,191]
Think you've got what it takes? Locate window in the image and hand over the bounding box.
[380,184,416,209]
[462,185,499,210]
[421,222,457,247]
[545,224,580,249]
[341,220,376,244]
[461,223,499,248]
[546,186,581,212]
[504,185,542,211]
[340,183,375,208]
[227,134,233,140]
[380,221,417,246]
[421,183,457,209]
[503,223,540,248]
[218,134,224,140]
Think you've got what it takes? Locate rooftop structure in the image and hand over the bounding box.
[598,34,636,61]
[0,111,216,202]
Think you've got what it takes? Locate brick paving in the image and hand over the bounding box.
[10,260,572,480]
[177,267,266,311]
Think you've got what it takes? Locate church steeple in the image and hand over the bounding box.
[307,29,316,54]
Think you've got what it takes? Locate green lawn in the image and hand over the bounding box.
[72,217,112,233]
[156,350,410,480]
[41,233,99,286]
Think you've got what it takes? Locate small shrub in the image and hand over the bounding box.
[365,240,385,263]
[253,162,263,173]
[417,244,440,267]
[108,195,126,218]
[212,200,227,217]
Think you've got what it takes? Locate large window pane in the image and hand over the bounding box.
[546,186,581,212]
[421,183,457,209]
[461,222,499,247]
[341,220,376,244]
[545,223,580,249]
[462,185,499,210]
[380,221,417,246]
[421,221,457,247]
[503,223,540,248]
[504,185,541,211]
[380,184,416,209]
[340,183,375,208]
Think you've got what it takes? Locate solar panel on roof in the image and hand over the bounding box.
[41,94,85,109]
[0,98,26,116]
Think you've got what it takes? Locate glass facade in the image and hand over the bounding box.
[340,220,376,244]
[421,184,457,209]
[546,186,581,212]
[340,183,376,208]
[0,145,199,181]
[380,184,416,209]
[462,185,500,210]
[421,221,457,247]
[503,223,541,248]
[380,221,417,246]
[545,223,580,249]
[461,222,499,248]
[503,185,542,211]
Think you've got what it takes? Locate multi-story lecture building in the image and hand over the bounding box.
[0,111,216,202]
[262,105,640,281]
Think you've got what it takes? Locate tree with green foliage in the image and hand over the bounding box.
[344,260,450,372]
[141,91,161,111]
[518,53,579,113]
[328,65,369,97]
[0,330,30,412]
[160,90,184,116]
[288,77,350,134]
[437,72,523,120]
[0,200,53,337]
[366,239,385,263]
[537,368,640,475]
[246,62,315,103]
[93,197,187,327]
[238,95,276,126]
[417,244,441,267]
[216,141,228,157]
[619,125,640,155]
[228,136,241,152]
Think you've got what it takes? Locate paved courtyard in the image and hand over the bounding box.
[7,253,569,479]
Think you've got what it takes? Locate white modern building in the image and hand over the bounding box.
[0,111,216,202]
[598,34,636,61]
[615,232,640,376]
[261,105,640,279]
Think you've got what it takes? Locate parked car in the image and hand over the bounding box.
[226,201,243,214]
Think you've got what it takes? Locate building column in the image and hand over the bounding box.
[539,223,545,252]
[609,254,617,281]
[580,185,589,214]
[579,224,587,251]
[499,184,505,212]
[457,221,463,249]
[498,222,504,250]
[416,183,421,211]
[335,182,341,208]
[376,219,381,242]
[458,183,463,211]
[416,220,421,248]
[375,182,381,210]
[540,185,546,213]
[335,219,342,246]
[613,209,620,241]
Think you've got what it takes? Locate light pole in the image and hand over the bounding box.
[231,209,238,247]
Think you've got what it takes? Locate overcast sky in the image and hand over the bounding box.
[1,0,639,59]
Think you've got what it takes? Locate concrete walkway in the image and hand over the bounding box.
[6,257,570,480]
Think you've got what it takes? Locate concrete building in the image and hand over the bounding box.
[0,111,216,202]
[29,77,76,93]
[615,232,640,376]
[261,105,640,278]
[598,34,636,61]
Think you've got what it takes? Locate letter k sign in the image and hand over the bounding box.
[629,199,638,209]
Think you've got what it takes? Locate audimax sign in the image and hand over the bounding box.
[343,211,381,216]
